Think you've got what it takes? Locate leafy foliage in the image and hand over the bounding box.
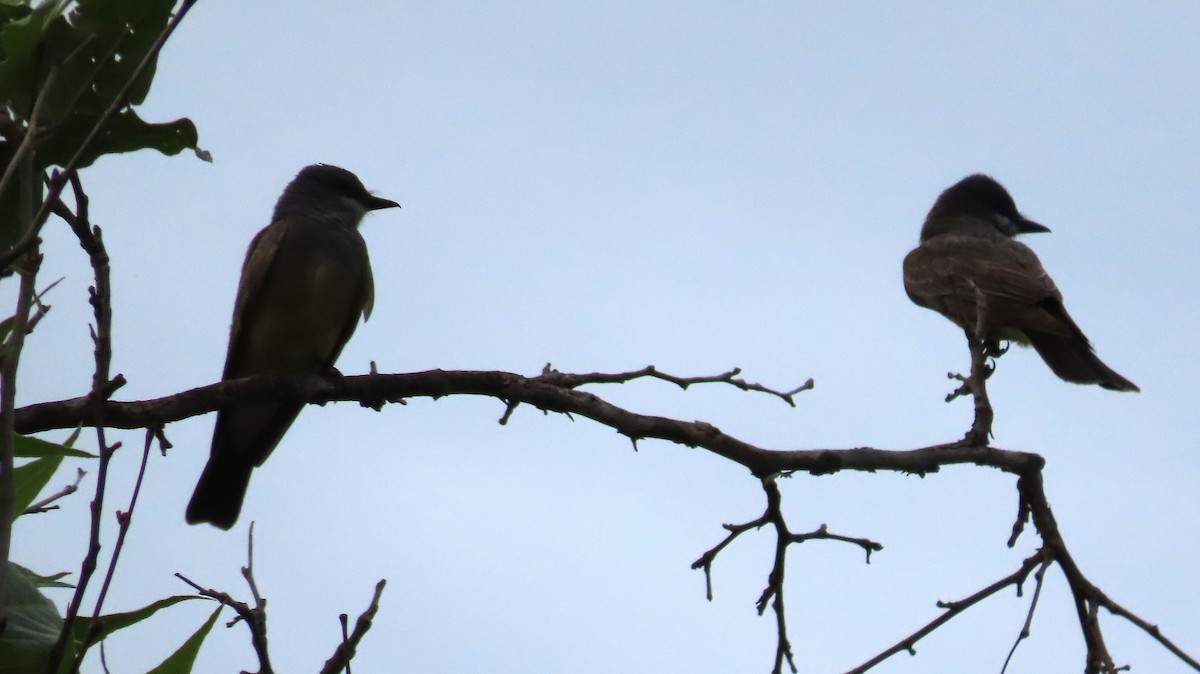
[0,0,204,244]
[0,1,213,671]
[0,563,61,674]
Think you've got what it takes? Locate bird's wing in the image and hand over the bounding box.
[223,218,294,379]
[903,234,1080,338]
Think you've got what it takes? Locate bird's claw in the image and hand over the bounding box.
[983,339,1009,359]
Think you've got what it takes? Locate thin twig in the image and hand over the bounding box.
[23,467,85,514]
[339,614,352,674]
[1001,556,1052,674]
[844,553,1045,674]
[47,170,120,674]
[175,523,275,674]
[24,276,65,335]
[89,428,156,617]
[697,477,881,674]
[61,435,120,674]
[789,524,883,563]
[318,580,388,674]
[243,522,264,606]
[0,255,43,613]
[1007,486,1031,548]
[691,513,770,601]
[758,479,797,674]
[535,363,813,407]
[1098,592,1200,670]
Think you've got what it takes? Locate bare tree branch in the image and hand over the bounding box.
[47,170,123,674]
[175,524,273,674]
[1001,558,1052,674]
[12,364,1198,672]
[846,551,1047,673]
[694,476,881,674]
[90,429,159,618]
[1098,592,1200,670]
[12,368,1038,478]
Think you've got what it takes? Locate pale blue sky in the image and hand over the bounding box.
[12,3,1200,672]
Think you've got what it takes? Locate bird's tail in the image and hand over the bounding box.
[186,456,254,530]
[1025,330,1139,392]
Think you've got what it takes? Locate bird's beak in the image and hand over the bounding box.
[365,195,401,211]
[1017,217,1050,234]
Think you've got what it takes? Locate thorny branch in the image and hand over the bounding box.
[13,363,1197,672]
[534,363,814,407]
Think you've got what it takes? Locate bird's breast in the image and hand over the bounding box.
[235,227,369,375]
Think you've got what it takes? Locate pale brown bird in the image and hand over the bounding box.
[903,174,1138,392]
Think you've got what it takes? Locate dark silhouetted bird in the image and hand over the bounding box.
[903,174,1138,392]
[187,164,400,529]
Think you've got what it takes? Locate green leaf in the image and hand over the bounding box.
[145,605,223,674]
[12,429,90,518]
[37,108,201,169]
[40,0,177,125]
[17,567,72,589]
[55,596,200,674]
[13,432,93,459]
[0,123,37,246]
[0,562,64,674]
[72,595,197,638]
[0,279,66,344]
[0,0,71,106]
[13,453,62,518]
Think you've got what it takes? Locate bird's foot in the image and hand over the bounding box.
[982,359,997,380]
[959,427,991,447]
[945,371,971,402]
[314,366,347,407]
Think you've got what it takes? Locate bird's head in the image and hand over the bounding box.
[919,173,1049,242]
[273,164,400,225]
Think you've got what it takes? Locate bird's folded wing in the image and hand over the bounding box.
[225,218,295,379]
[903,235,1079,337]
